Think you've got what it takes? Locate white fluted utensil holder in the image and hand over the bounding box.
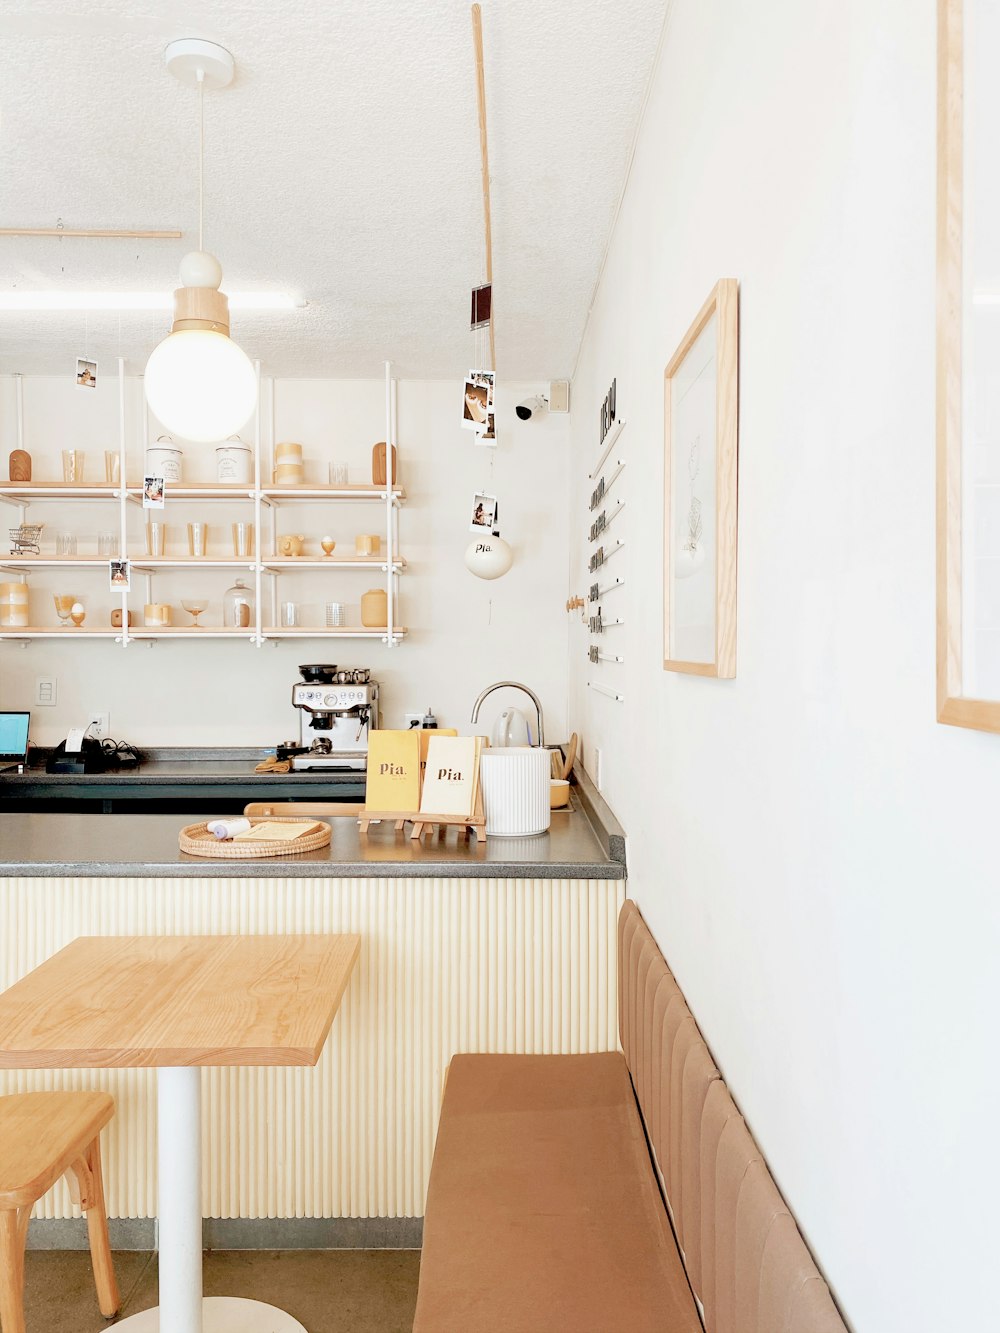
[480,747,551,837]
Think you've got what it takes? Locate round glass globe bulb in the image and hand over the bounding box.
[144,330,257,444]
[178,249,223,289]
[464,535,513,580]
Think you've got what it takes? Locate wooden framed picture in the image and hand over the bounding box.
[663,279,739,677]
[937,0,1000,732]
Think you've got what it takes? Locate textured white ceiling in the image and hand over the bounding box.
[0,0,667,379]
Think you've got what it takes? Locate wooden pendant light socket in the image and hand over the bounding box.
[171,285,230,334]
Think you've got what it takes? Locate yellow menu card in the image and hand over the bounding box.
[364,729,422,813]
[419,736,481,818]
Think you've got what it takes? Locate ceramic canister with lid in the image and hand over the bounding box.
[0,582,29,627]
[360,587,388,627]
[479,747,551,837]
[215,437,253,484]
[145,435,183,482]
[273,441,304,485]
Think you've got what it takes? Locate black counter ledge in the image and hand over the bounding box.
[0,800,624,881]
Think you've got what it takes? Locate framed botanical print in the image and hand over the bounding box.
[663,278,739,677]
[938,0,1000,731]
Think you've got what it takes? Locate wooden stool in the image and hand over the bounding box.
[0,1091,120,1333]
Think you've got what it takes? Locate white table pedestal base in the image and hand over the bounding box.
[114,1296,308,1331]
[115,1067,306,1332]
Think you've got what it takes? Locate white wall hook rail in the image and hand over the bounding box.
[589,417,626,479]
[588,680,625,702]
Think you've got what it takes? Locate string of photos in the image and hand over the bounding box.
[587,377,625,702]
[463,302,511,580]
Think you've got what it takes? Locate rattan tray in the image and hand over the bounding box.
[179,818,332,859]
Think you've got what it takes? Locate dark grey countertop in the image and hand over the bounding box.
[0,800,624,880]
[0,748,361,789]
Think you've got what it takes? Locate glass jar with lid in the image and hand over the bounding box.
[223,578,255,629]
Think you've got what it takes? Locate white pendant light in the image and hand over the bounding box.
[465,534,513,580]
[144,39,257,444]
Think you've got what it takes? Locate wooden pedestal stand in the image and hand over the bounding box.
[358,787,487,843]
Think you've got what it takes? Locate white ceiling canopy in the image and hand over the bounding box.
[0,0,668,379]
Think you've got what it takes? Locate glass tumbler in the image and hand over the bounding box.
[145,521,166,557]
[281,601,298,628]
[328,462,349,486]
[232,522,254,557]
[97,533,118,558]
[104,451,121,484]
[61,450,85,483]
[187,522,208,557]
[55,533,77,557]
[325,601,346,627]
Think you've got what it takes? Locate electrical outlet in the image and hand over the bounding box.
[405,712,423,729]
[592,746,603,791]
[91,712,110,739]
[35,676,56,706]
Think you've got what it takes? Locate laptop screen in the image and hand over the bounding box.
[0,711,30,762]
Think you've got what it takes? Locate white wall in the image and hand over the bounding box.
[0,375,568,747]
[568,2,997,1330]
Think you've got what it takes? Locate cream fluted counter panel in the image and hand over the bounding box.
[0,872,625,1221]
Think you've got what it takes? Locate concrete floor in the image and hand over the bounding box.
[22,1249,421,1332]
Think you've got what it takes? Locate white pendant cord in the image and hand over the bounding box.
[198,68,205,252]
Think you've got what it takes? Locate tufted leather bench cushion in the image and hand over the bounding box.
[415,902,848,1333]
[413,1051,702,1333]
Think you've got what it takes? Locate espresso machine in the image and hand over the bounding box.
[280,664,380,771]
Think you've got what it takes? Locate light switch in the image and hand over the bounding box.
[35,676,56,706]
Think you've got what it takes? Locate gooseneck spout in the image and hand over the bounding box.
[470,681,545,748]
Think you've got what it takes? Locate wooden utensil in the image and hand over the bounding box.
[8,449,30,482]
[372,442,397,485]
[561,733,578,780]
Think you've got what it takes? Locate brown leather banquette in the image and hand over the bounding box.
[413,900,848,1332]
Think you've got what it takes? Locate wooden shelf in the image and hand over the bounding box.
[0,557,117,570]
[0,627,122,639]
[261,627,408,639]
[129,558,257,569]
[260,484,405,502]
[128,627,256,639]
[0,484,123,501]
[261,557,406,571]
[125,484,256,499]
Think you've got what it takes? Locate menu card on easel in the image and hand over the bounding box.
[419,736,482,818]
[364,730,422,813]
[418,727,458,775]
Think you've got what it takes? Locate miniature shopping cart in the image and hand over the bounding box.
[9,524,43,556]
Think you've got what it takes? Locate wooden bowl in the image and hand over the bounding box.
[550,779,570,809]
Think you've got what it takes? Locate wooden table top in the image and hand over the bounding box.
[0,934,361,1069]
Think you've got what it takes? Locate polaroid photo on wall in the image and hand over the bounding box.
[462,378,490,431]
[109,558,131,592]
[470,491,498,533]
[471,284,492,330]
[76,357,97,389]
[463,369,495,431]
[474,411,497,446]
[143,475,165,509]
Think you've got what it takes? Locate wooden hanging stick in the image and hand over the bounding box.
[0,228,181,239]
[471,4,496,372]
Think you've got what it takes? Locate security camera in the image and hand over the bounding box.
[515,395,548,422]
